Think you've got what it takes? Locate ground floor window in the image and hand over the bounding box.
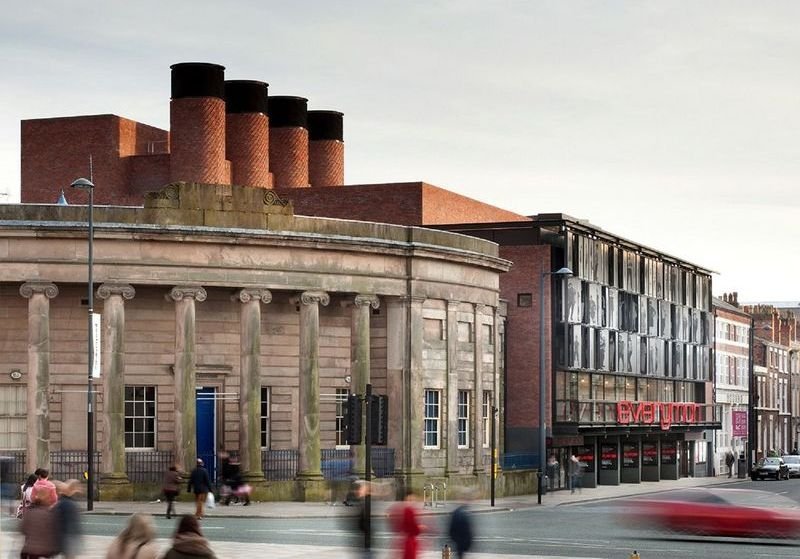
[0,385,26,449]
[261,386,271,449]
[457,390,470,448]
[124,386,155,448]
[424,389,441,449]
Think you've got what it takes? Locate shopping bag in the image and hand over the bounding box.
[206,492,216,509]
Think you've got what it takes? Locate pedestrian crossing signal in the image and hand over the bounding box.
[343,394,362,445]
[370,395,389,446]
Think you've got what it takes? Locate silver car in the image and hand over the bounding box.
[782,455,800,477]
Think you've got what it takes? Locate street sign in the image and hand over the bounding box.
[732,410,748,437]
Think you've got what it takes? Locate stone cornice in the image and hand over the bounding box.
[97,283,136,300]
[233,288,273,304]
[166,286,207,302]
[20,281,58,299]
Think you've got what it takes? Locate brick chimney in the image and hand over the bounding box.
[268,96,309,187]
[225,80,271,188]
[169,63,228,184]
[308,110,344,186]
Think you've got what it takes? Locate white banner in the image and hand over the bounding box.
[92,312,101,378]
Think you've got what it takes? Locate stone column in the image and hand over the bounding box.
[233,288,271,485]
[348,294,379,475]
[294,290,329,497]
[386,298,407,474]
[494,308,503,458]
[407,296,425,489]
[20,281,58,473]
[446,300,460,476]
[97,283,135,499]
[473,304,485,475]
[168,286,207,473]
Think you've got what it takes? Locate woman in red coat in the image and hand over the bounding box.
[392,491,422,559]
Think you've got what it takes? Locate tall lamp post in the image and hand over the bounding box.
[538,266,573,504]
[71,177,95,511]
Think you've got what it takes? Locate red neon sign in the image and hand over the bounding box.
[616,400,701,430]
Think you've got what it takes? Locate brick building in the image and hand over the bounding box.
[712,293,751,476]
[744,305,800,459]
[4,62,527,500]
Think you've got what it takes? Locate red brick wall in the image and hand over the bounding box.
[22,115,123,204]
[309,140,344,186]
[421,183,531,225]
[269,127,309,187]
[277,182,528,226]
[499,244,553,441]
[169,97,228,184]
[127,154,170,203]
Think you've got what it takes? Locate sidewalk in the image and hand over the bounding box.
[80,474,744,519]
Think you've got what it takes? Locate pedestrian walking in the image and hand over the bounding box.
[16,473,38,519]
[105,513,160,559]
[725,451,735,478]
[33,468,58,506]
[163,515,217,559]
[391,490,422,559]
[54,479,82,559]
[187,459,213,519]
[163,465,182,519]
[448,502,474,558]
[568,454,583,494]
[19,485,59,559]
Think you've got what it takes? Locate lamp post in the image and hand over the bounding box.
[71,177,95,511]
[538,266,573,504]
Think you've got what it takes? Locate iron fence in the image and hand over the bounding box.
[321,448,396,480]
[262,449,298,480]
[126,451,175,483]
[50,450,100,481]
[0,450,27,482]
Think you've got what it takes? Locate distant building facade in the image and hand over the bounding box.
[712,293,751,475]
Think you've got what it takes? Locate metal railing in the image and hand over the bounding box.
[262,449,298,481]
[126,451,174,483]
[320,448,396,480]
[50,451,100,481]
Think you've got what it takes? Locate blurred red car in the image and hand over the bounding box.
[623,488,800,539]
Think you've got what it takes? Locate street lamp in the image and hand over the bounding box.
[538,266,573,504]
[71,177,95,511]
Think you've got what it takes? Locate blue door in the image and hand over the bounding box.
[196,387,216,482]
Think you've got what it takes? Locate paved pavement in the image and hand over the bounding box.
[0,474,746,558]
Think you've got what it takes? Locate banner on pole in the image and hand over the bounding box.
[92,312,101,378]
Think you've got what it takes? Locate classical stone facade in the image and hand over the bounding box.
[0,182,509,500]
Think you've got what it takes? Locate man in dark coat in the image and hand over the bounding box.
[448,503,474,558]
[187,459,213,519]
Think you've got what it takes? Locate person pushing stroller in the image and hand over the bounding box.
[219,453,251,506]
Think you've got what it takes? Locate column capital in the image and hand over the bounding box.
[233,288,272,304]
[20,282,58,299]
[292,291,330,306]
[354,294,380,309]
[447,299,461,311]
[166,285,207,302]
[97,283,136,300]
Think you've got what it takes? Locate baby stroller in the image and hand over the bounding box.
[220,481,252,505]
[219,458,251,505]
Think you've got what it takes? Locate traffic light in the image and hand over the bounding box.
[343,394,362,445]
[370,395,389,446]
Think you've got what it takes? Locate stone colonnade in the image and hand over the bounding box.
[19,280,500,497]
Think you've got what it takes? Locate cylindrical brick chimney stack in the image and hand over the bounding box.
[170,62,228,184]
[268,96,309,187]
[225,80,271,188]
[308,110,344,186]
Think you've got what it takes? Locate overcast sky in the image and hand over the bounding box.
[1,1,798,302]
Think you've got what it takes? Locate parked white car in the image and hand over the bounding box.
[782,455,800,477]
